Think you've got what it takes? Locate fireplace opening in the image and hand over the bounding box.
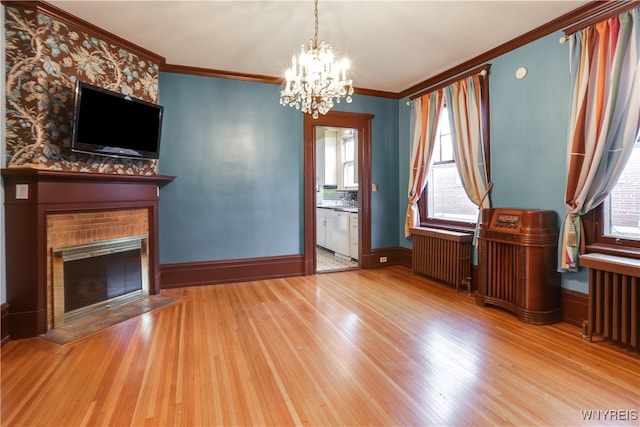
[52,235,149,327]
[64,249,142,312]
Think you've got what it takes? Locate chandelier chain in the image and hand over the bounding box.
[313,0,319,49]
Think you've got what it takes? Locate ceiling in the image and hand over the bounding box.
[47,0,590,94]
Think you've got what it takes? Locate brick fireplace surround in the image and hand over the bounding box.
[48,210,149,329]
[1,168,174,340]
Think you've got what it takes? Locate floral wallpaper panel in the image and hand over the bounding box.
[4,5,161,175]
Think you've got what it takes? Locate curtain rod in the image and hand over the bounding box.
[408,64,491,102]
[562,0,640,37]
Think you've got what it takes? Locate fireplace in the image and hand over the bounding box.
[1,169,174,339]
[51,236,149,327]
[46,208,151,330]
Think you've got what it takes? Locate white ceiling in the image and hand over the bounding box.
[47,0,589,94]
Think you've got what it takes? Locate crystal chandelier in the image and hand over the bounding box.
[279,0,354,119]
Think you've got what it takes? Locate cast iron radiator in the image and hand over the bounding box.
[579,253,639,352]
[410,227,472,293]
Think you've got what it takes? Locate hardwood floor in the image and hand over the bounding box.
[2,266,638,426]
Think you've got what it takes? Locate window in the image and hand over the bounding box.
[604,136,640,240]
[341,129,358,189]
[419,107,478,228]
[584,134,640,255]
[319,127,357,190]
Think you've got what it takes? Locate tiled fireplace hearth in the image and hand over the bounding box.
[1,169,174,340]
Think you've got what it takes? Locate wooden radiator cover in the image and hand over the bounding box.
[476,208,561,324]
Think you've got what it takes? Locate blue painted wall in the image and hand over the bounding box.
[489,32,569,213]
[397,31,589,292]
[157,74,303,263]
[158,30,589,292]
[158,72,398,264]
[489,31,589,292]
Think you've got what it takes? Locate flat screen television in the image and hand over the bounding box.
[71,81,164,160]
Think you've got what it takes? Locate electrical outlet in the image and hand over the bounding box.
[16,184,28,200]
[380,256,388,263]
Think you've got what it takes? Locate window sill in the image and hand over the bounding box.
[584,244,640,261]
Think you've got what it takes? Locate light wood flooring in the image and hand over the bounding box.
[1,266,638,426]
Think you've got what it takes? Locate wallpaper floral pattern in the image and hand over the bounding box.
[4,5,161,175]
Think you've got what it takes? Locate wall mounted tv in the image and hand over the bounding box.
[71,81,164,160]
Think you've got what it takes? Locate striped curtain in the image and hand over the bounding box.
[445,74,492,242]
[559,7,640,272]
[405,90,444,237]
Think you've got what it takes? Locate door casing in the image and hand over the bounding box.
[303,111,374,274]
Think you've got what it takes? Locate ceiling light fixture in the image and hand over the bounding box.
[279,0,354,119]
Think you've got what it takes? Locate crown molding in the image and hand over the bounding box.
[563,0,640,35]
[160,63,283,85]
[3,0,620,99]
[161,1,614,100]
[397,1,618,99]
[160,63,398,99]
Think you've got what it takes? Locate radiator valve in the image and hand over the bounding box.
[579,320,592,341]
[459,277,472,296]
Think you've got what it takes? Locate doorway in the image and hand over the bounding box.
[303,111,374,275]
[315,126,360,272]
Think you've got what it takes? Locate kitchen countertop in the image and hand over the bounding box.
[316,204,359,213]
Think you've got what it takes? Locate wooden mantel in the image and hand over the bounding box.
[1,168,174,339]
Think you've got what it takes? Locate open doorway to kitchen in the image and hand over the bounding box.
[303,111,374,275]
[315,126,360,272]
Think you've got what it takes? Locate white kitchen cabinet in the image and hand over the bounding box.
[317,207,352,258]
[327,210,350,257]
[316,208,330,248]
[317,209,348,257]
[349,212,359,260]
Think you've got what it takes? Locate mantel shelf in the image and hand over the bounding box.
[1,167,175,185]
